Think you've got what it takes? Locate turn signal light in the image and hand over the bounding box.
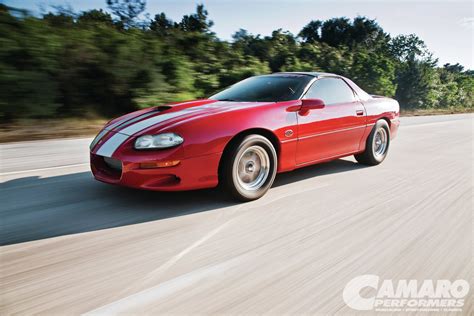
[140,160,180,169]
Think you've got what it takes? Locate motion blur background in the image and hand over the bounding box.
[1,2,472,314]
[0,0,472,141]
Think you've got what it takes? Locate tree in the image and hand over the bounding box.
[389,34,431,62]
[179,4,213,33]
[443,63,464,74]
[395,58,440,108]
[437,64,473,108]
[0,4,472,121]
[77,9,114,26]
[1,9,60,120]
[300,17,389,50]
[320,17,352,47]
[298,20,322,43]
[106,0,146,27]
[350,16,389,48]
[351,49,396,96]
[42,12,74,27]
[150,12,176,36]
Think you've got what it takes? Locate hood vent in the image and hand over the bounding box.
[155,105,173,112]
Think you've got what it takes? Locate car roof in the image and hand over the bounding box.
[270,72,373,101]
[272,72,341,78]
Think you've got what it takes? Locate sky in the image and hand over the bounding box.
[4,0,474,69]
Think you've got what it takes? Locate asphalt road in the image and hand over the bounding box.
[1,114,472,315]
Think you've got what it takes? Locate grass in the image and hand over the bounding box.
[400,107,473,116]
[0,108,472,143]
[0,118,107,143]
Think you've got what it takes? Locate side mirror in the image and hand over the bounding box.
[298,99,325,115]
[301,98,325,110]
[285,99,325,114]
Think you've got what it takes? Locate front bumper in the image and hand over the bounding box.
[90,151,221,191]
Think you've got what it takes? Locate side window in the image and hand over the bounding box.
[303,78,355,105]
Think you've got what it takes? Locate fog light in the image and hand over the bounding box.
[140,160,180,169]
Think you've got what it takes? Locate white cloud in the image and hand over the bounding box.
[459,17,474,29]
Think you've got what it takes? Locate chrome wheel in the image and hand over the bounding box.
[234,145,270,191]
[222,134,277,201]
[373,127,388,158]
[354,120,390,166]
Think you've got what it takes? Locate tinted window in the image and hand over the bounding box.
[303,78,355,105]
[210,75,312,102]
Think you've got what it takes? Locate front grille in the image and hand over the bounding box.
[103,157,122,171]
[91,154,122,181]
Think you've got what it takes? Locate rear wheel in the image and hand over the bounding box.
[220,135,277,201]
[355,120,390,165]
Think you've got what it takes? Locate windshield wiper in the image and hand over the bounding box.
[217,98,238,102]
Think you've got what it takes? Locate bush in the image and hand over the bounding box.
[0,4,472,122]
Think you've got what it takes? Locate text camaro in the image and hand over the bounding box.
[90,72,400,201]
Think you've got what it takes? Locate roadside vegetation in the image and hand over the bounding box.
[0,1,472,140]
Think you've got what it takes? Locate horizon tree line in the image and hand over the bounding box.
[0,1,472,121]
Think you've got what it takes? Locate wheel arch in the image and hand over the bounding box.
[359,117,391,152]
[380,117,391,127]
[218,128,281,178]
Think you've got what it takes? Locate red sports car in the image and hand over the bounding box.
[90,72,400,200]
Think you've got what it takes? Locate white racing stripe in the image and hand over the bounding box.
[95,133,130,157]
[90,111,159,151]
[119,111,193,136]
[89,129,109,151]
[93,107,208,158]
[112,110,159,131]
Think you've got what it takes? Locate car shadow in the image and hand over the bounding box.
[1,159,366,246]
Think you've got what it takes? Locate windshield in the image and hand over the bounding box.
[210,75,312,102]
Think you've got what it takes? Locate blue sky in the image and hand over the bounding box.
[4,0,473,69]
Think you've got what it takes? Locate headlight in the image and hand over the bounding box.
[134,133,184,150]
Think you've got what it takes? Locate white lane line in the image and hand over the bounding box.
[109,218,236,303]
[0,163,89,176]
[85,218,236,315]
[84,263,229,315]
[135,219,233,285]
[84,245,241,315]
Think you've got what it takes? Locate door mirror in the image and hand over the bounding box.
[285,99,325,114]
[301,98,325,110]
[298,99,325,115]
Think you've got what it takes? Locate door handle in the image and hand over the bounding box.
[356,110,364,116]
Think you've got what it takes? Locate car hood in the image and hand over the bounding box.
[103,99,274,136]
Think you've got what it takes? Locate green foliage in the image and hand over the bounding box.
[0,4,472,122]
[0,11,60,120]
[351,49,396,97]
[106,0,146,27]
[77,9,114,27]
[300,16,389,49]
[437,64,474,109]
[179,4,214,33]
[395,58,440,108]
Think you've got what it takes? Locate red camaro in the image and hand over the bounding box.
[90,72,399,200]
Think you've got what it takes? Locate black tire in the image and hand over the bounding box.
[220,134,277,201]
[354,120,390,165]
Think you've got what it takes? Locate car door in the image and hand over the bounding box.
[296,77,367,165]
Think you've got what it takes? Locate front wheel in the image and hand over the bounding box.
[355,120,390,165]
[220,135,277,201]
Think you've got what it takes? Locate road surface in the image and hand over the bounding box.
[1,114,473,315]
